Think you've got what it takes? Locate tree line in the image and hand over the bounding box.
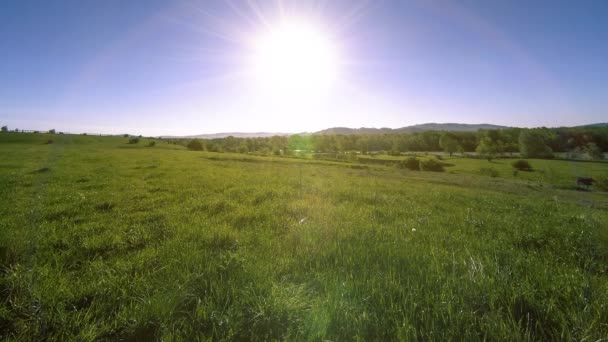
[174,126,607,159]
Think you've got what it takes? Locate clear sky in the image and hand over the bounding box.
[1,0,607,135]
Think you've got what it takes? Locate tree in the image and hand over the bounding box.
[237,142,249,154]
[1,126,7,132]
[439,133,461,156]
[475,130,505,160]
[585,142,603,160]
[49,129,56,134]
[187,139,204,151]
[519,130,553,158]
[476,137,500,160]
[288,134,312,152]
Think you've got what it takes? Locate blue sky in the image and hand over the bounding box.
[1,0,606,135]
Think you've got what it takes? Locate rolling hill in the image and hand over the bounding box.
[165,122,608,139]
[313,123,510,135]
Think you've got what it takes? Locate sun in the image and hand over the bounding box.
[250,20,339,96]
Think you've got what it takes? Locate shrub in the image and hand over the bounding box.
[421,159,445,172]
[512,159,533,171]
[398,157,420,171]
[479,167,499,177]
[148,141,156,147]
[187,139,204,151]
[128,138,140,144]
[435,155,443,160]
[44,139,54,145]
[49,129,56,134]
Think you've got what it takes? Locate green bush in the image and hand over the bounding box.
[128,138,140,144]
[421,158,445,172]
[398,157,420,171]
[187,139,204,151]
[148,141,156,147]
[512,159,533,171]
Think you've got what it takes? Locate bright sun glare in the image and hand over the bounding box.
[251,20,339,96]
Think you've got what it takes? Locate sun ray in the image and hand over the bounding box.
[223,0,261,29]
[328,0,370,34]
[246,0,272,29]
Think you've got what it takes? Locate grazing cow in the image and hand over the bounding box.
[576,177,594,189]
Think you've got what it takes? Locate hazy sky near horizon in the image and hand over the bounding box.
[1,0,607,135]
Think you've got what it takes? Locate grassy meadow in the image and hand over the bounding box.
[1,133,608,340]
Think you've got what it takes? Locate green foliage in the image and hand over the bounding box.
[439,132,461,156]
[398,156,420,170]
[2,125,8,132]
[585,142,603,160]
[148,141,156,147]
[420,158,445,172]
[106,126,608,157]
[476,130,506,159]
[237,144,249,154]
[288,134,312,151]
[519,129,553,158]
[512,159,533,171]
[128,137,140,144]
[187,139,204,151]
[49,129,56,134]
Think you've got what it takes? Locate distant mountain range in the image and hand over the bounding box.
[165,132,291,139]
[313,123,510,135]
[167,122,607,139]
[576,123,608,127]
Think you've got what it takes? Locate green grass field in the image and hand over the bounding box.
[1,133,607,340]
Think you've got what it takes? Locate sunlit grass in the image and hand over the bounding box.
[1,133,607,340]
